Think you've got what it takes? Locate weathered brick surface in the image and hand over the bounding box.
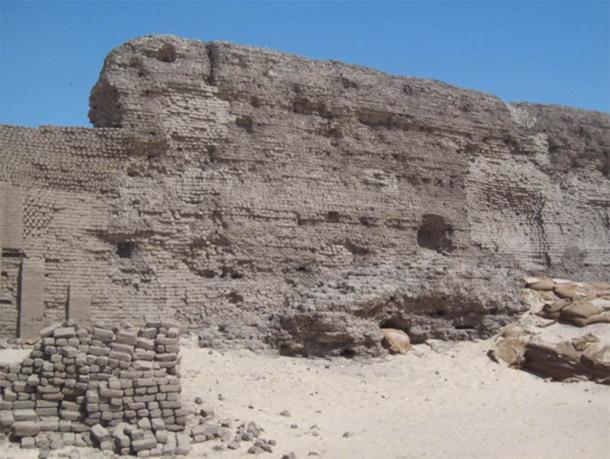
[0,34,609,354]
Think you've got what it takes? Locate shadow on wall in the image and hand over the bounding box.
[417,214,455,254]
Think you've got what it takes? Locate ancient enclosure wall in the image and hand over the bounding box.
[0,35,609,355]
[0,320,186,456]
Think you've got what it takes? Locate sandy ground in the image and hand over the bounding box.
[1,338,609,459]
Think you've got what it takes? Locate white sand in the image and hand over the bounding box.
[1,339,609,459]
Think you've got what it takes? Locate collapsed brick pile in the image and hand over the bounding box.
[0,320,192,456]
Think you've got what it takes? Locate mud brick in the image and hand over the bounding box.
[137,409,150,418]
[150,409,162,418]
[175,433,192,454]
[134,350,155,361]
[42,361,54,372]
[86,403,99,412]
[76,328,89,338]
[125,410,137,418]
[4,389,17,401]
[110,397,123,407]
[160,400,181,409]
[155,429,168,443]
[13,380,27,392]
[109,350,132,362]
[135,394,156,403]
[100,439,114,451]
[86,389,99,402]
[147,401,160,410]
[89,346,110,356]
[111,342,134,354]
[0,400,13,410]
[158,361,177,369]
[133,434,157,452]
[108,378,122,389]
[67,337,80,347]
[155,353,177,362]
[134,360,154,370]
[42,392,64,401]
[120,378,133,389]
[35,434,50,448]
[137,337,155,350]
[14,409,37,421]
[159,384,180,393]
[14,400,35,409]
[124,388,134,396]
[62,387,81,397]
[140,328,158,340]
[50,354,62,363]
[91,423,110,442]
[60,410,81,421]
[59,420,72,432]
[21,436,36,448]
[175,416,186,425]
[113,422,132,447]
[64,378,77,388]
[40,323,61,338]
[138,417,152,430]
[0,411,14,428]
[130,428,145,440]
[92,327,114,342]
[116,329,138,345]
[127,401,146,410]
[73,422,89,433]
[56,338,68,346]
[117,368,136,377]
[147,386,159,394]
[53,327,76,338]
[36,407,58,416]
[99,387,123,398]
[39,418,59,431]
[164,345,180,353]
[166,327,179,338]
[43,337,56,346]
[63,432,76,446]
[61,400,79,411]
[134,377,155,388]
[13,421,40,436]
[151,417,165,431]
[156,336,178,346]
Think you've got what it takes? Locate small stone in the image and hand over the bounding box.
[194,397,203,405]
[228,440,240,449]
[342,431,353,438]
[279,409,291,417]
[290,424,298,429]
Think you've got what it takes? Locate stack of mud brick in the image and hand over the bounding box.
[0,320,193,456]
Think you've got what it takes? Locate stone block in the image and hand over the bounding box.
[13,409,37,421]
[92,327,115,342]
[13,421,40,437]
[90,423,110,442]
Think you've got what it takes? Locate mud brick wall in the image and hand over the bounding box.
[0,320,189,456]
[1,34,609,355]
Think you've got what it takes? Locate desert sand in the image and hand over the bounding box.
[1,336,609,459]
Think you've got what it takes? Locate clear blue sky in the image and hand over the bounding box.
[1,1,609,127]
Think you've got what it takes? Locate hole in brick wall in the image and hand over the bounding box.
[116,241,135,258]
[417,214,455,254]
[156,43,177,63]
[235,116,254,133]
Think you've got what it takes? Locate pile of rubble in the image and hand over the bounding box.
[490,277,610,384]
[0,320,191,456]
